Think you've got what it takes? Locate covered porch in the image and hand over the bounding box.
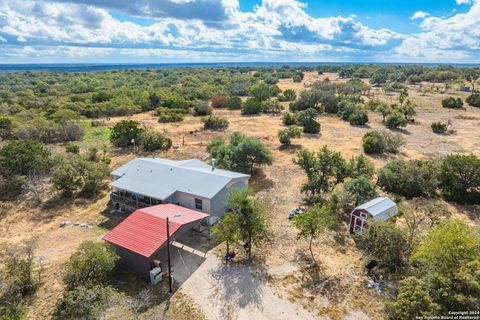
[110,188,171,213]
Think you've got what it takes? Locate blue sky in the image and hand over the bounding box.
[0,0,478,63]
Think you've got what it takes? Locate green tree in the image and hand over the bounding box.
[388,277,441,319]
[211,212,238,253]
[64,241,119,290]
[344,175,377,206]
[0,140,51,176]
[242,97,262,115]
[249,82,276,101]
[439,154,480,204]
[207,132,273,174]
[109,120,145,148]
[411,219,480,276]
[294,146,350,198]
[348,154,375,178]
[226,188,269,260]
[291,204,338,263]
[377,159,439,199]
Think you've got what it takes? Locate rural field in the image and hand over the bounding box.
[1,67,479,320]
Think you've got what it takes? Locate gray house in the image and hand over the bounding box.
[110,157,250,224]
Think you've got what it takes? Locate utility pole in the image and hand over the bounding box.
[166,217,173,293]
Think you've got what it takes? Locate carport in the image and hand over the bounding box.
[103,203,209,282]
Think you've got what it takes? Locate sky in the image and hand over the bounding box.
[0,0,479,64]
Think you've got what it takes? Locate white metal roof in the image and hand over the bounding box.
[355,197,398,221]
[111,158,250,200]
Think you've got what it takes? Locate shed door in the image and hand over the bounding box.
[353,216,365,234]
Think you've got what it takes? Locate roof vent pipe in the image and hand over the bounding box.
[211,158,216,171]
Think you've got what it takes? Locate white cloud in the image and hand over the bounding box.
[0,36,6,42]
[395,0,480,62]
[411,11,429,20]
[456,0,472,5]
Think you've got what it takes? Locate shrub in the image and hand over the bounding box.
[442,97,464,109]
[297,108,320,134]
[110,120,144,148]
[52,155,110,198]
[202,115,229,130]
[140,131,172,151]
[356,221,408,272]
[158,113,184,123]
[227,96,242,109]
[282,89,297,101]
[278,125,302,145]
[65,143,80,154]
[362,131,385,154]
[0,243,38,319]
[439,154,480,204]
[292,75,302,83]
[385,111,407,129]
[466,93,480,108]
[377,159,440,199]
[0,117,13,139]
[156,107,187,123]
[52,158,82,198]
[282,112,297,125]
[382,130,405,153]
[55,285,111,320]
[0,140,51,176]
[193,101,212,116]
[348,109,369,125]
[431,122,448,133]
[211,94,228,108]
[261,99,282,114]
[242,98,262,115]
[338,101,357,121]
[64,241,119,290]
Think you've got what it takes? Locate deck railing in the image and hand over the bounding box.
[110,193,151,209]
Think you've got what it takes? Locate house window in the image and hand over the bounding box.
[195,198,203,210]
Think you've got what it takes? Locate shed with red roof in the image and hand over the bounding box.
[103,203,209,280]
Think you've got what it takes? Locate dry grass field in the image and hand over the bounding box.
[1,71,479,319]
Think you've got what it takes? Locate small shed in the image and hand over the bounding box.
[103,204,209,281]
[349,197,398,234]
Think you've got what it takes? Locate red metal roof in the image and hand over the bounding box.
[102,204,209,258]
